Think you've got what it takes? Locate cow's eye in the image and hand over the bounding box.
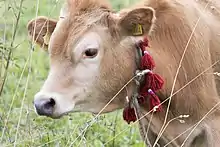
[84,48,98,58]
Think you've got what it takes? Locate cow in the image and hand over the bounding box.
[27,0,220,146]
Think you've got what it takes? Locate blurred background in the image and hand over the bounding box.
[0,0,146,146]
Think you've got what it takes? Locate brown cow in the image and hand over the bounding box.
[27,0,220,146]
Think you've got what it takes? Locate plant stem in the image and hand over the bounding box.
[0,0,24,96]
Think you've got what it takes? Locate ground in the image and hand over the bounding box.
[0,0,146,146]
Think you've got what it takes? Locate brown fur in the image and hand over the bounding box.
[27,0,220,146]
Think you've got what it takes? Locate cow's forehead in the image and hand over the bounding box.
[56,0,112,40]
[49,7,111,60]
[48,0,113,58]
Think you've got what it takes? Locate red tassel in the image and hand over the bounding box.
[141,52,155,70]
[148,89,162,112]
[150,73,164,91]
[123,106,137,124]
[138,37,149,53]
[139,72,164,95]
[139,37,149,50]
[144,72,164,92]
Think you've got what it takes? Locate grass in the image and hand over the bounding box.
[0,0,146,146]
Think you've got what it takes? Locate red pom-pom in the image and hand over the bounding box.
[141,53,155,70]
[148,89,162,112]
[123,106,137,124]
[139,72,164,95]
[150,73,164,91]
[138,37,149,52]
[145,72,164,92]
[142,37,149,47]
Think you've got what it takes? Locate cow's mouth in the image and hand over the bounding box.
[35,109,73,119]
[48,112,70,119]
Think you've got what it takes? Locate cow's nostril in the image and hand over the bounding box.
[44,98,56,109]
[34,98,56,116]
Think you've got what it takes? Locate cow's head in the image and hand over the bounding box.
[27,0,156,118]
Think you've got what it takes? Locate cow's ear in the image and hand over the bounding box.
[115,7,155,36]
[27,16,57,52]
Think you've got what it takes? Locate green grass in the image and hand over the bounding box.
[0,0,145,146]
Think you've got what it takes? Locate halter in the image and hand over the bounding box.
[122,36,164,124]
[121,36,164,146]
